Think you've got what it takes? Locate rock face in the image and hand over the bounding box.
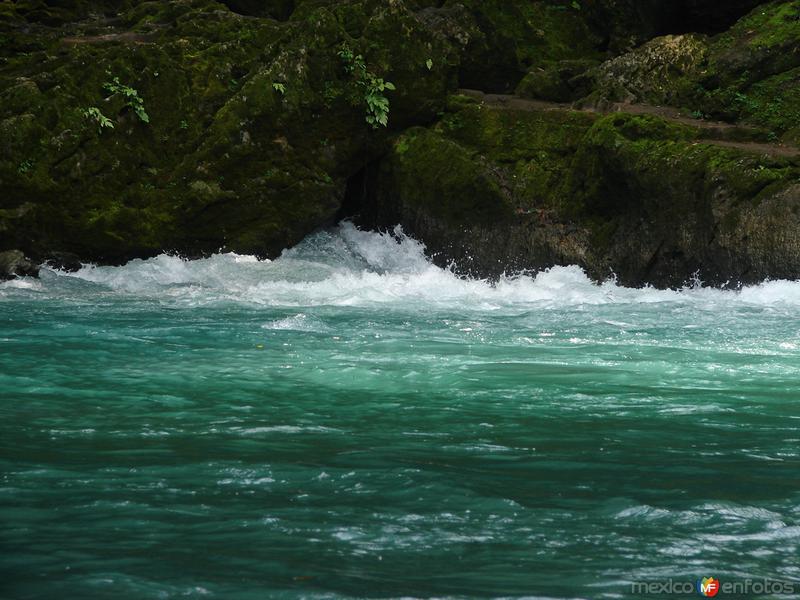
[581,0,800,143]
[44,252,83,272]
[357,94,800,287]
[0,0,459,263]
[581,33,710,107]
[0,250,40,280]
[2,0,800,287]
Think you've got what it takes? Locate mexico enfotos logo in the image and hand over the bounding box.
[631,577,796,596]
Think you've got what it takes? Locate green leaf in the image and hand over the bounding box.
[426,58,433,71]
[103,75,149,125]
[82,106,115,133]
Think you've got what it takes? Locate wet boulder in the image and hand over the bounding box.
[359,94,800,288]
[44,252,83,272]
[0,250,40,280]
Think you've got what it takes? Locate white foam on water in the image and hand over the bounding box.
[6,221,800,309]
[262,314,331,333]
[0,277,43,291]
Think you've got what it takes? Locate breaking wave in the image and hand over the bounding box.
[5,222,800,310]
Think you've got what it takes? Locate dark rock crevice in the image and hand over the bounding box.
[339,159,381,224]
[219,0,295,20]
[585,0,771,49]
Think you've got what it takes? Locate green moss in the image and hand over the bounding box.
[420,100,789,227]
[674,1,800,134]
[569,2,800,140]
[386,127,515,225]
[596,113,697,143]
[393,137,410,155]
[0,0,465,259]
[569,111,800,221]
[740,67,800,135]
[723,0,800,51]
[435,100,596,164]
[445,93,480,112]
[515,58,598,102]
[507,2,603,66]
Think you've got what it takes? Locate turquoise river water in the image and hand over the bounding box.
[1,223,799,599]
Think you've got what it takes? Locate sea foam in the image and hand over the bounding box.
[6,221,800,310]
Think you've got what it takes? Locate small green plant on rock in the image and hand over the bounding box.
[364,75,395,128]
[272,82,286,95]
[338,43,396,129]
[733,91,759,115]
[337,44,359,74]
[103,76,149,123]
[81,106,115,133]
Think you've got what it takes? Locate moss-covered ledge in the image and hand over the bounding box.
[358,95,800,287]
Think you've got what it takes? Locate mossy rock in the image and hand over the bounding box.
[581,33,709,106]
[688,0,800,134]
[436,0,605,92]
[363,96,800,286]
[0,0,460,262]
[515,58,599,103]
[375,127,516,227]
[578,1,800,138]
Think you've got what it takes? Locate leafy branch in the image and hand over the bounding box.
[338,44,396,129]
[81,106,115,133]
[103,76,149,124]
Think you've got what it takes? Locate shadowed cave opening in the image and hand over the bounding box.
[339,160,382,228]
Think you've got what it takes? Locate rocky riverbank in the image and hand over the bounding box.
[1,0,799,286]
